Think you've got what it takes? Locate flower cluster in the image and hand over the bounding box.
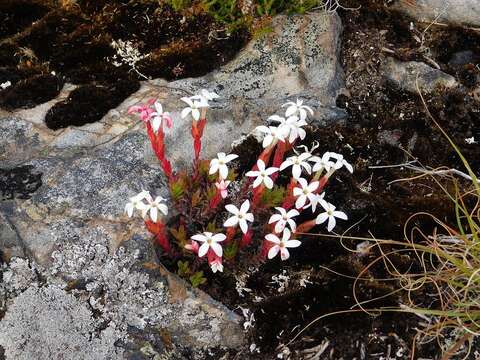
[126,93,353,276]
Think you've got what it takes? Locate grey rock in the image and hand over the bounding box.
[377,129,403,147]
[381,57,458,94]
[0,211,25,260]
[0,285,124,360]
[391,0,480,28]
[0,11,344,359]
[449,50,477,67]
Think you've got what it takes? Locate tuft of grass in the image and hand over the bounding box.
[358,87,480,358]
[165,0,192,12]
[289,84,480,358]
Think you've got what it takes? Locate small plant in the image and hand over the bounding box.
[110,39,149,80]
[165,0,192,12]
[126,93,353,276]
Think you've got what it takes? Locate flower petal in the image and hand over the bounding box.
[192,108,200,121]
[211,242,223,257]
[240,200,250,214]
[198,242,209,257]
[327,216,336,232]
[265,167,278,175]
[150,207,158,223]
[285,105,296,117]
[268,245,280,259]
[286,239,301,248]
[223,216,238,228]
[239,219,248,234]
[292,164,302,179]
[225,204,239,215]
[191,234,207,242]
[219,164,229,180]
[225,154,239,162]
[265,233,280,244]
[252,176,263,188]
[333,211,348,220]
[212,233,226,242]
[158,204,168,216]
[280,247,290,261]
[263,176,274,189]
[274,220,286,233]
[269,214,282,224]
[280,160,293,171]
[295,195,306,209]
[316,212,328,224]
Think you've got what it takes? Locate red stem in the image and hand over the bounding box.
[240,229,253,248]
[191,118,207,178]
[146,122,173,181]
[208,189,222,210]
[144,220,171,253]
[271,141,287,182]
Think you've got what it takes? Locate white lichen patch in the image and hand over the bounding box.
[0,285,124,360]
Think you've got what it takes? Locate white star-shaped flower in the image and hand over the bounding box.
[209,152,238,180]
[223,200,254,234]
[285,115,307,143]
[124,190,152,217]
[268,115,307,143]
[246,159,278,189]
[330,152,354,173]
[310,152,335,174]
[316,200,348,232]
[215,180,231,199]
[282,99,314,121]
[280,152,312,180]
[150,101,173,133]
[266,228,301,260]
[303,192,325,213]
[138,196,168,222]
[293,178,319,209]
[191,232,226,257]
[255,125,288,148]
[180,96,209,121]
[268,207,299,233]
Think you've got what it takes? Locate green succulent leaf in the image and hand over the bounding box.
[261,186,286,208]
[190,271,207,288]
[177,260,190,277]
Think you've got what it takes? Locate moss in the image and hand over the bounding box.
[0,73,63,110]
[44,79,140,129]
[0,0,50,39]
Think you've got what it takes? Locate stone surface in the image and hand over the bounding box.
[0,11,345,359]
[0,285,124,360]
[381,57,459,94]
[391,0,480,28]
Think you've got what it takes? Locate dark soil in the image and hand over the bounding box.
[155,1,480,359]
[0,165,42,201]
[0,0,249,127]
